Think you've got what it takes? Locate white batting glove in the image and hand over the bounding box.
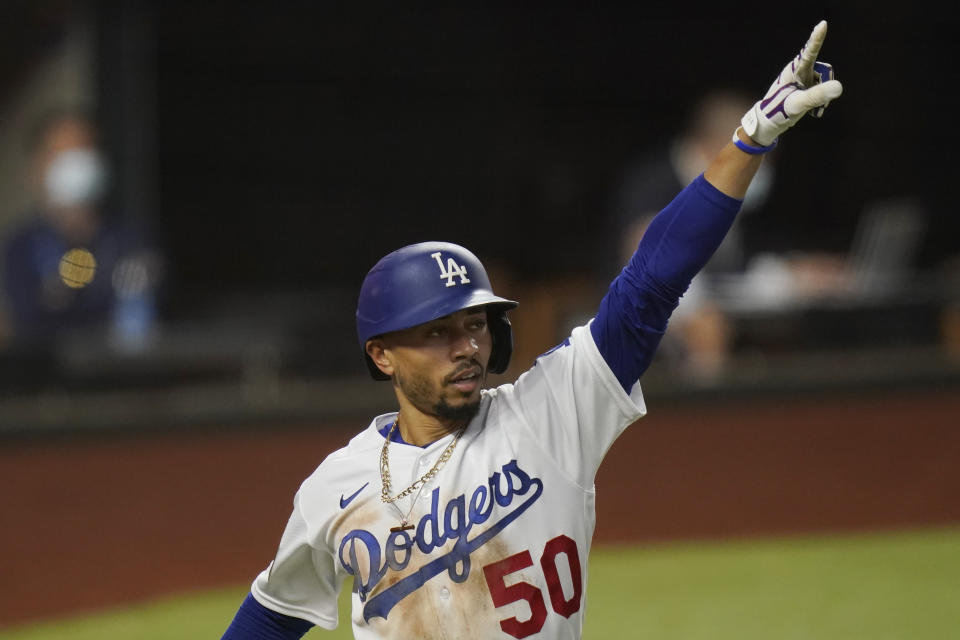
[740,20,844,147]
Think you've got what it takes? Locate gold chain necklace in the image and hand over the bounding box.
[380,418,465,532]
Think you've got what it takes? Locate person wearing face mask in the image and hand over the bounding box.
[1,109,159,350]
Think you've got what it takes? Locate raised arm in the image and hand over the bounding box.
[593,20,844,391]
[706,20,843,198]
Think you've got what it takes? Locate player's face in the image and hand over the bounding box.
[378,308,493,423]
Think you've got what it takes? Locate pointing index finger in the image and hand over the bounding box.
[797,20,828,85]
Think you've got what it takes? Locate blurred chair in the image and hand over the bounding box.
[846,198,925,301]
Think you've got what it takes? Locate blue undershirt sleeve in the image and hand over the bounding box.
[221,593,314,640]
[591,174,743,391]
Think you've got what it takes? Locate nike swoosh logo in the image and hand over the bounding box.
[340,482,369,509]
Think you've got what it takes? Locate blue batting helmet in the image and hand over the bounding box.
[356,241,518,380]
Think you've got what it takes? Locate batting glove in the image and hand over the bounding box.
[740,20,844,147]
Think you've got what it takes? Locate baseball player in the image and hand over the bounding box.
[222,21,842,639]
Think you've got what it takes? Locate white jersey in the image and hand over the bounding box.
[251,322,646,639]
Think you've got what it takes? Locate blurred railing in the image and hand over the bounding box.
[2,278,958,435]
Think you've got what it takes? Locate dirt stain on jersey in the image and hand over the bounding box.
[352,536,513,639]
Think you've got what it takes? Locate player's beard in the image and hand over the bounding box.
[394,361,484,426]
[433,395,481,423]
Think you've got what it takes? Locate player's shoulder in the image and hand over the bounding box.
[334,415,392,457]
[499,323,594,383]
[482,329,580,401]
[486,322,620,410]
[299,415,389,485]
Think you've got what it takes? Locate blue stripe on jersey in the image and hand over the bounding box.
[221,593,313,639]
[378,421,432,448]
[591,174,742,391]
[536,337,571,361]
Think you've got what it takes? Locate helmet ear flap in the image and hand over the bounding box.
[487,311,514,375]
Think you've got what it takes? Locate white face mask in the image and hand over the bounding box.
[43,148,107,207]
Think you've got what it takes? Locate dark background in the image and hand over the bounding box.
[106,2,957,305]
[3,1,956,309]
[1,1,958,418]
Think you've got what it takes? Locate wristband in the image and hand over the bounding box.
[732,128,778,154]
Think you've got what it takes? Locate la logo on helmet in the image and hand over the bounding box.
[431,252,471,287]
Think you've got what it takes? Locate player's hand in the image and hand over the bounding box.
[740,20,844,146]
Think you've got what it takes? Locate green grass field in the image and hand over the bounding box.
[3,527,958,639]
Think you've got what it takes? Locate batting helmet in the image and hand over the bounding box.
[356,241,518,380]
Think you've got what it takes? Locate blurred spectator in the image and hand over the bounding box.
[614,89,774,271]
[1,109,159,351]
[611,89,853,378]
[611,90,769,377]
